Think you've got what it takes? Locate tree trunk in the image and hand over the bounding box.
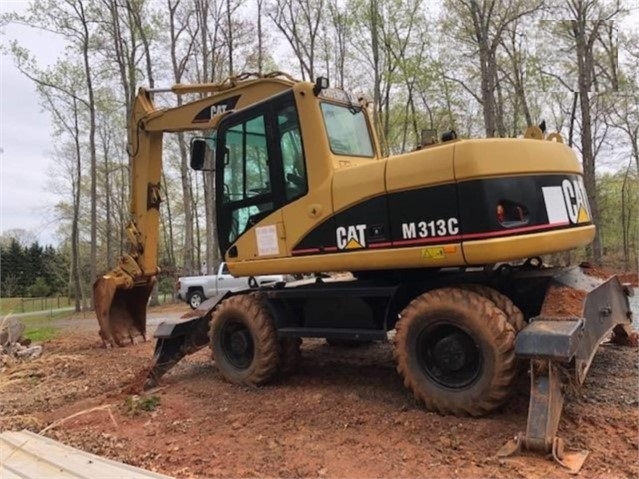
[71,97,84,313]
[169,0,197,274]
[257,0,264,73]
[77,0,98,309]
[573,17,602,263]
[103,132,113,268]
[161,173,176,279]
[226,0,233,76]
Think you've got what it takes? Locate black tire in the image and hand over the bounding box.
[209,293,279,386]
[394,287,516,416]
[279,337,302,375]
[325,338,373,348]
[459,284,526,332]
[187,289,204,309]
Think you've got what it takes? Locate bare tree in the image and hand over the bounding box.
[269,0,325,80]
[442,0,544,137]
[33,67,88,312]
[555,0,624,263]
[168,0,198,274]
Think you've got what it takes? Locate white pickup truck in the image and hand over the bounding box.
[176,262,289,309]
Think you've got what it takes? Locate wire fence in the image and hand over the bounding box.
[0,293,178,315]
[0,297,73,315]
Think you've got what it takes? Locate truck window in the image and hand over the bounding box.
[320,102,374,158]
[221,263,230,275]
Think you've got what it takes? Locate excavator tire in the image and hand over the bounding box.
[279,337,302,375]
[459,284,526,332]
[394,287,517,416]
[209,293,279,386]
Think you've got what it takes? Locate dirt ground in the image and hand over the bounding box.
[1,295,638,479]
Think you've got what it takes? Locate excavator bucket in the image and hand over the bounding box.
[93,276,155,347]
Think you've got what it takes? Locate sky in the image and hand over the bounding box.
[1,0,64,246]
[0,1,637,248]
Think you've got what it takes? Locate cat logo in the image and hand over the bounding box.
[336,225,366,250]
[210,103,229,115]
[193,95,240,123]
[562,178,591,224]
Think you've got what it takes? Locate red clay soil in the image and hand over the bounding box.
[617,272,639,287]
[1,324,638,479]
[540,265,638,317]
[540,285,588,317]
[580,263,639,287]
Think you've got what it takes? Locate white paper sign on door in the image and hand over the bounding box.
[255,225,279,256]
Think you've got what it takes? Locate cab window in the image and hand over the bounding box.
[222,114,273,245]
[278,106,307,201]
[320,102,374,157]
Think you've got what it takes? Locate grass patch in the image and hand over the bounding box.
[23,327,59,342]
[0,296,73,315]
[17,310,75,326]
[125,395,161,415]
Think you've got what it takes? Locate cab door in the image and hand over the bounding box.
[215,91,300,262]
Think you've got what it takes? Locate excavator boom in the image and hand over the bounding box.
[94,72,297,347]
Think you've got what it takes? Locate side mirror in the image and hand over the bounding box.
[190,138,207,170]
[313,76,329,96]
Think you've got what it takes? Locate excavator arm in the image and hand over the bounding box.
[94,72,297,347]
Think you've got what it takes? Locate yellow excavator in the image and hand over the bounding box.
[94,72,634,472]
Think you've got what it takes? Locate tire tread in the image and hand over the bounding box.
[394,287,516,416]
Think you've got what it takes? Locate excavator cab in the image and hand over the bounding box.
[212,88,314,257]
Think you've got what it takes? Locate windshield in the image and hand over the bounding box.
[320,102,374,157]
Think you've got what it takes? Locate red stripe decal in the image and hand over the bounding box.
[462,222,570,240]
[369,242,392,248]
[292,248,320,255]
[392,235,462,246]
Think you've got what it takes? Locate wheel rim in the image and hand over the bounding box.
[191,294,201,308]
[220,319,254,369]
[416,322,481,389]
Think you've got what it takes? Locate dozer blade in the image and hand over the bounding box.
[94,275,155,347]
[144,292,231,390]
[498,268,634,473]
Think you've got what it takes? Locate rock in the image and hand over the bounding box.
[15,345,43,359]
[0,316,25,347]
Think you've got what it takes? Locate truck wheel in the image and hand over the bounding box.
[394,287,516,416]
[187,289,204,309]
[279,337,302,375]
[209,293,279,386]
[459,284,526,332]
